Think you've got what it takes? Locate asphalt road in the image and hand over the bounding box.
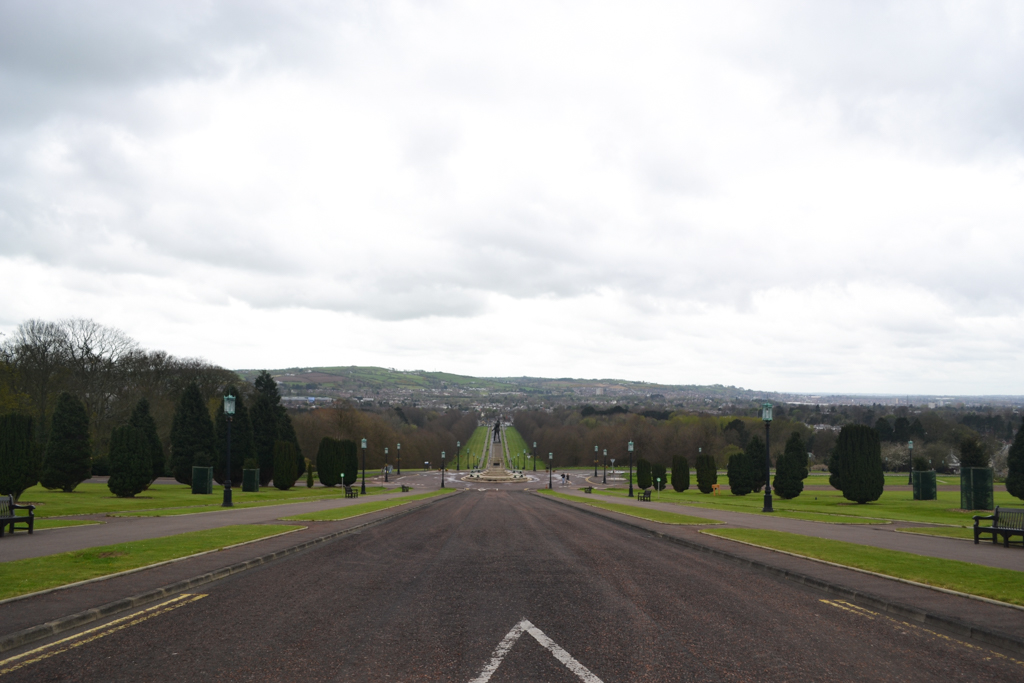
[4,491,1022,682]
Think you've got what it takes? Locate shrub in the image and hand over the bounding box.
[832,425,884,504]
[1008,427,1024,502]
[0,414,42,501]
[635,458,652,489]
[316,437,343,487]
[107,425,151,498]
[773,432,808,500]
[727,452,753,495]
[912,456,931,471]
[273,441,298,490]
[745,436,766,493]
[695,453,717,493]
[651,462,667,491]
[40,393,92,492]
[670,455,690,492]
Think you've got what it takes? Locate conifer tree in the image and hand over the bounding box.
[214,386,254,486]
[1006,427,1024,501]
[958,437,988,468]
[251,371,304,484]
[651,462,667,491]
[0,414,42,500]
[317,437,343,487]
[128,399,164,484]
[107,425,150,497]
[40,393,92,492]
[340,439,358,486]
[670,455,690,492]
[727,451,753,495]
[773,431,808,499]
[636,458,652,489]
[273,440,298,490]
[745,436,766,492]
[169,382,215,485]
[833,424,884,504]
[695,453,717,493]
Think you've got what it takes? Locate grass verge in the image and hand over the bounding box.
[702,528,1024,606]
[539,489,722,525]
[0,525,298,601]
[280,489,454,521]
[108,487,390,517]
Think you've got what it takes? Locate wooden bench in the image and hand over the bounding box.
[0,495,35,537]
[344,486,358,499]
[582,486,593,494]
[974,506,1024,547]
[638,489,652,502]
[401,485,411,492]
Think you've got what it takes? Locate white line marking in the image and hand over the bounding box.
[469,618,603,683]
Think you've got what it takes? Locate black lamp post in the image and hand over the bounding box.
[457,441,461,471]
[628,441,634,498]
[602,449,607,484]
[441,451,446,488]
[533,442,537,471]
[396,442,401,475]
[762,403,774,512]
[222,394,235,507]
[360,438,367,495]
[594,445,598,477]
[548,453,553,489]
[909,438,917,485]
[384,447,389,483]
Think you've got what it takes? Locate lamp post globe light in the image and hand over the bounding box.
[762,403,774,513]
[909,438,917,485]
[384,447,389,483]
[628,441,634,498]
[396,443,401,475]
[360,438,368,495]
[602,449,607,484]
[457,441,461,471]
[441,451,446,488]
[533,442,537,471]
[594,445,599,477]
[548,453,553,489]
[222,394,236,507]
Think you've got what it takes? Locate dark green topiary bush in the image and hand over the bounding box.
[635,458,652,489]
[316,437,343,487]
[832,425,884,504]
[107,425,151,498]
[651,463,667,491]
[273,440,298,490]
[695,453,717,493]
[773,432,808,500]
[670,455,690,492]
[745,436,766,493]
[340,439,358,486]
[0,413,42,501]
[40,393,92,492]
[1007,427,1024,502]
[129,399,164,485]
[727,451,753,495]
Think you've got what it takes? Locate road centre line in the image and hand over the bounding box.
[0,593,206,677]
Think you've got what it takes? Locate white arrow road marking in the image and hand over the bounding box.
[469,618,603,683]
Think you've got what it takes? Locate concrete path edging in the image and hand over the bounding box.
[534,492,1024,658]
[0,491,459,655]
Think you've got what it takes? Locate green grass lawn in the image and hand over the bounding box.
[461,426,490,470]
[0,525,298,600]
[280,489,454,521]
[539,489,722,526]
[108,487,390,517]
[503,427,531,470]
[592,484,1017,527]
[17,483,389,518]
[702,528,1024,605]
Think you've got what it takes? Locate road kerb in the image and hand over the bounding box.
[535,491,1024,658]
[0,490,459,655]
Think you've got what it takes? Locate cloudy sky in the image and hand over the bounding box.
[1,1,1023,395]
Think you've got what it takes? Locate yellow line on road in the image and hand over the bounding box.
[0,593,207,677]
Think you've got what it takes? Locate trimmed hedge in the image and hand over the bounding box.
[670,455,689,492]
[273,440,298,490]
[317,437,344,487]
[696,453,717,494]
[636,458,652,489]
[107,425,151,498]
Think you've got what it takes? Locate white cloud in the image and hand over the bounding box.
[1,0,1023,394]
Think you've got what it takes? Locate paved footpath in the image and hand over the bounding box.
[576,481,1024,572]
[3,491,1022,682]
